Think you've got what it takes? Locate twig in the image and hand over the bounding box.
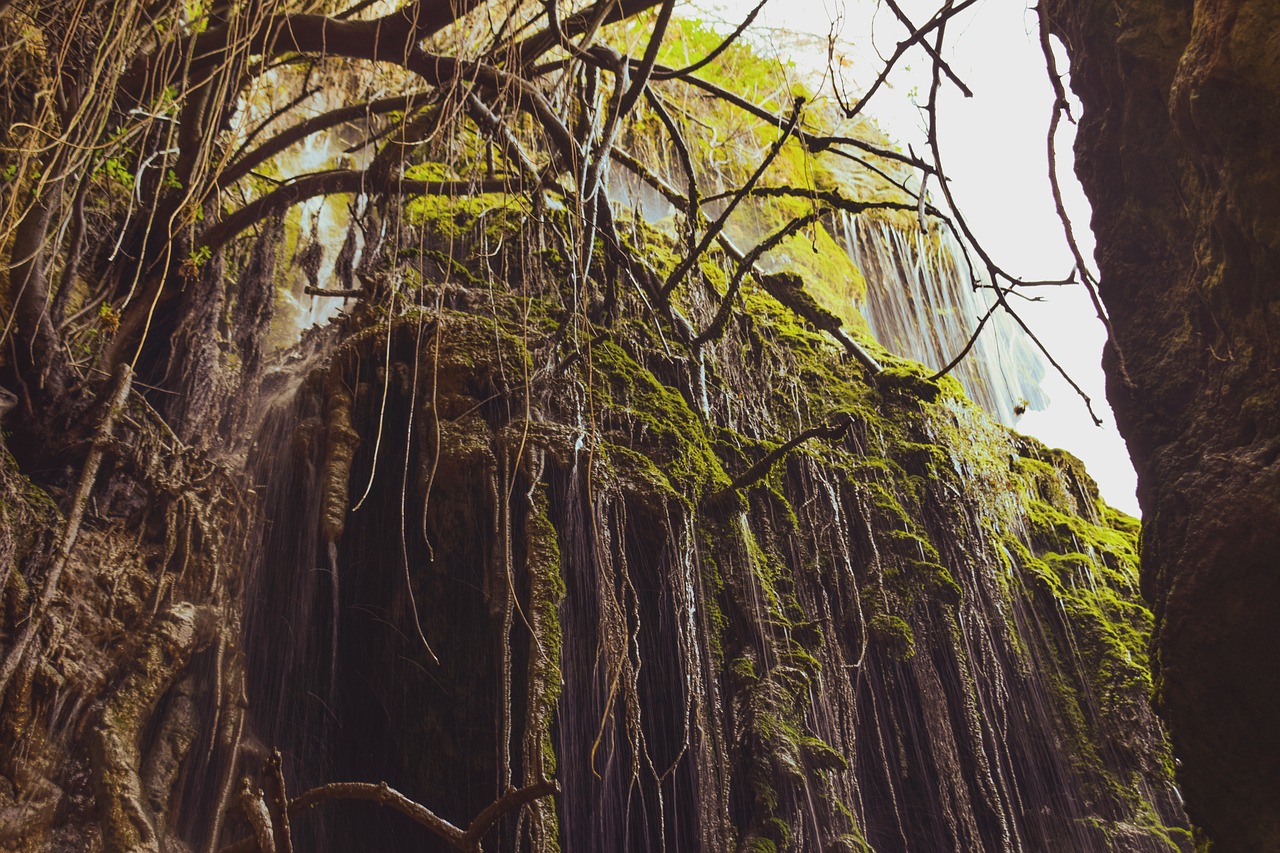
[717,416,854,495]
[928,300,998,381]
[919,10,1103,425]
[1035,3,1133,389]
[644,87,701,255]
[217,779,559,853]
[661,97,804,299]
[883,0,972,97]
[837,0,979,119]
[694,212,822,347]
[651,0,770,80]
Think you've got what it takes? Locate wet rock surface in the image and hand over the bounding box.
[1048,0,1280,847]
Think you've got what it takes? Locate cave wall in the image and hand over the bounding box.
[1046,0,1280,848]
[226,215,1191,851]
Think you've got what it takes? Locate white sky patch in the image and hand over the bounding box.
[685,0,1141,515]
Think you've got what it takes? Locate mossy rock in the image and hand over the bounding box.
[876,363,943,402]
[867,613,916,660]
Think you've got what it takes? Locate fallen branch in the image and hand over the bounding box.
[755,272,882,373]
[218,778,559,853]
[303,287,364,298]
[694,212,823,347]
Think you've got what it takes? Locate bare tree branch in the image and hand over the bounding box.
[652,0,770,80]
[694,211,823,347]
[661,97,804,299]
[716,415,854,495]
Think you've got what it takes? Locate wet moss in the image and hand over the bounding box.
[523,486,564,846]
[867,613,916,660]
[876,363,944,402]
[586,339,730,501]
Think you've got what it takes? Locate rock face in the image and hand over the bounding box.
[1047,0,1280,848]
[1,213,1192,849]
[227,221,1190,851]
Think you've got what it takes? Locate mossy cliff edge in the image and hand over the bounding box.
[228,207,1188,852]
[2,193,1190,850]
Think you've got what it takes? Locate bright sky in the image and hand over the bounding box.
[688,0,1141,515]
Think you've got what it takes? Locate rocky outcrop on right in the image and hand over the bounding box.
[1046,1,1280,848]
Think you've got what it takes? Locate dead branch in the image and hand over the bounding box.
[651,0,770,80]
[928,300,999,381]
[835,0,979,119]
[694,212,824,347]
[718,416,855,495]
[221,92,437,188]
[304,287,365,299]
[1035,3,1133,389]
[882,0,972,97]
[700,185,935,219]
[461,780,561,849]
[918,11,1103,424]
[661,97,805,299]
[756,271,882,372]
[644,87,701,254]
[512,0,664,66]
[218,778,559,853]
[202,173,520,251]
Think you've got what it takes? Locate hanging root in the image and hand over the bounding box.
[320,379,361,544]
[89,602,218,853]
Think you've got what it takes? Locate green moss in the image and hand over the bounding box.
[867,613,916,660]
[876,363,944,402]
[587,340,730,501]
[406,190,529,241]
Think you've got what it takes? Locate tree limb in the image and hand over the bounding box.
[718,416,855,495]
[662,97,804,299]
[218,778,559,853]
[694,212,823,347]
[201,172,520,251]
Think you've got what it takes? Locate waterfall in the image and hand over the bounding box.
[607,168,1050,427]
[838,212,1050,425]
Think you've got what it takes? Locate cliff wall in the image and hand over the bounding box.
[1046,1,1280,847]
[0,211,1189,850]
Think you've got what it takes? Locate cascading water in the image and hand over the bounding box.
[838,212,1050,425]
[609,165,1050,427]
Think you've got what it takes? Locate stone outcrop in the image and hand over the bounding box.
[1047,1,1280,848]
